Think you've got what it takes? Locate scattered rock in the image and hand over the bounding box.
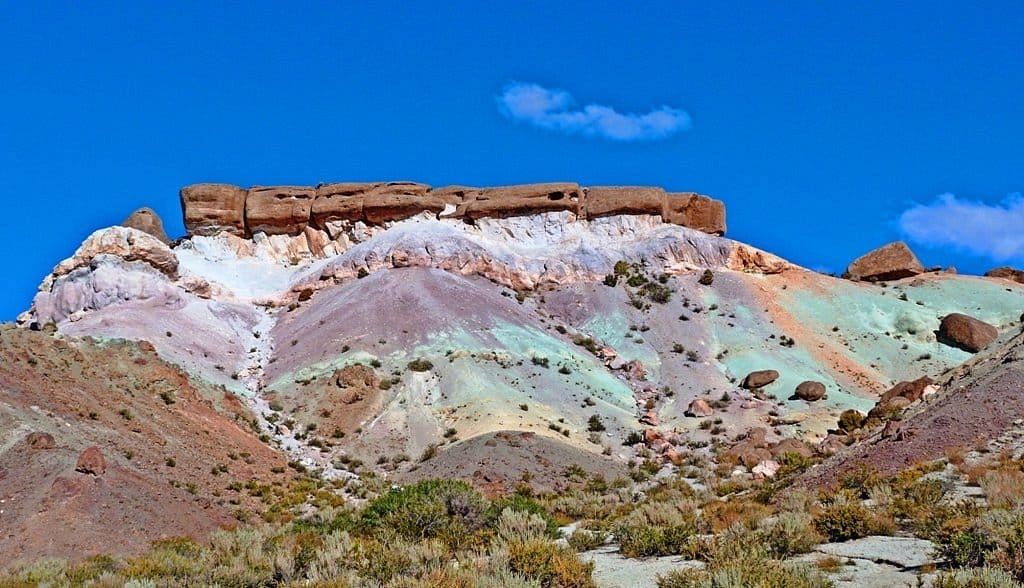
[26,432,55,449]
[741,369,779,389]
[794,380,826,402]
[685,398,714,418]
[640,411,658,426]
[844,241,925,282]
[818,434,850,456]
[75,446,106,476]
[985,266,1024,284]
[938,313,999,353]
[879,376,934,404]
[121,207,170,243]
[771,438,813,459]
[752,459,780,478]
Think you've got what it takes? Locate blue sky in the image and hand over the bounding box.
[2,2,1023,319]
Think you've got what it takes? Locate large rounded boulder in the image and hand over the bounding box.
[938,313,998,353]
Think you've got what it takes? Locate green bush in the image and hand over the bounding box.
[616,523,698,558]
[492,494,561,538]
[359,479,489,540]
[407,358,434,372]
[506,539,596,588]
[813,492,885,542]
[932,567,1023,588]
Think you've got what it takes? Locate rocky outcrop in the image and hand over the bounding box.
[938,313,998,353]
[458,183,583,220]
[180,181,728,238]
[121,207,170,244]
[663,193,727,235]
[52,226,178,279]
[180,183,248,237]
[986,266,1024,284]
[584,186,665,218]
[844,241,925,281]
[245,186,316,235]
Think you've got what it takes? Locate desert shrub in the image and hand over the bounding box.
[813,491,890,542]
[492,494,561,538]
[506,539,596,588]
[931,567,1023,588]
[407,358,434,372]
[616,524,698,558]
[359,479,490,541]
[697,270,714,286]
[758,512,823,558]
[496,509,550,543]
[587,414,605,432]
[982,470,1024,509]
[567,528,608,552]
[657,525,830,588]
[837,409,865,432]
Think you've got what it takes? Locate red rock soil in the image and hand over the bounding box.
[0,326,289,565]
[798,330,1024,489]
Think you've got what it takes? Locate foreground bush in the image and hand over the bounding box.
[359,479,490,542]
[932,567,1024,588]
[656,525,831,588]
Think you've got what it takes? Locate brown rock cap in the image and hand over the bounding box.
[985,266,1024,284]
[180,183,248,237]
[245,186,316,235]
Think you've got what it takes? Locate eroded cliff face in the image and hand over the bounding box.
[180,182,728,238]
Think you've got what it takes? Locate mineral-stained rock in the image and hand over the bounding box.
[180,183,248,237]
[794,380,826,402]
[663,193,727,235]
[459,183,583,219]
[844,241,926,281]
[685,398,714,417]
[53,226,178,279]
[245,186,316,235]
[741,369,780,389]
[122,207,170,244]
[938,313,998,353]
[985,266,1024,284]
[75,446,106,476]
[584,186,665,219]
[26,432,55,450]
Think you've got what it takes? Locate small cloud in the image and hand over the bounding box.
[497,82,691,141]
[898,193,1024,261]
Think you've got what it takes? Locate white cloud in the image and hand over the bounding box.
[497,82,691,141]
[898,193,1024,261]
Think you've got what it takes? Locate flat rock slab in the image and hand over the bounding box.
[791,553,937,588]
[816,536,939,569]
[583,545,703,588]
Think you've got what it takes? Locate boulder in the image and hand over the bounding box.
[740,369,780,389]
[245,186,316,235]
[640,410,658,426]
[180,183,248,237]
[844,241,925,282]
[794,381,826,402]
[121,207,170,243]
[985,266,1024,284]
[685,398,714,418]
[75,446,106,476]
[363,182,443,224]
[584,186,665,219]
[771,438,813,459]
[879,376,934,404]
[53,226,179,279]
[938,313,998,353]
[752,460,780,478]
[26,432,55,450]
[663,193,727,235]
[459,183,583,219]
[818,434,850,456]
